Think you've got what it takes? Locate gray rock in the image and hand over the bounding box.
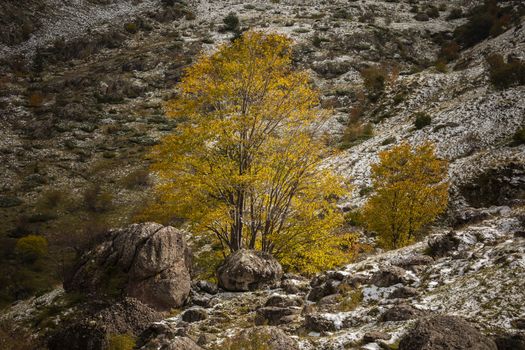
[265,294,303,308]
[181,308,208,323]
[494,333,525,350]
[370,266,408,287]
[307,279,340,302]
[195,280,218,295]
[65,223,191,311]
[255,306,299,325]
[363,331,391,343]
[399,315,497,350]
[304,313,338,332]
[427,231,460,258]
[388,286,419,299]
[381,304,424,322]
[217,250,282,291]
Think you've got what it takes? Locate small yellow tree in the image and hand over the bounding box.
[363,142,449,249]
[147,31,353,273]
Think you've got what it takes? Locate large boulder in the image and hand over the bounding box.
[399,315,497,350]
[217,250,283,291]
[65,223,191,311]
[48,298,162,350]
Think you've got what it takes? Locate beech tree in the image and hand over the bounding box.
[363,142,449,249]
[147,31,353,272]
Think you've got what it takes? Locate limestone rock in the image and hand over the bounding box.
[217,250,282,291]
[399,315,497,350]
[64,223,191,311]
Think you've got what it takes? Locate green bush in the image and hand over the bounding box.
[486,54,525,90]
[223,12,240,32]
[15,235,48,263]
[124,22,138,34]
[414,113,431,129]
[108,334,135,350]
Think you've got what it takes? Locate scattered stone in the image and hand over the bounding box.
[217,250,283,291]
[307,279,340,302]
[305,313,338,332]
[255,306,299,325]
[181,308,208,323]
[363,331,391,343]
[388,286,419,299]
[399,315,497,350]
[265,294,303,308]
[370,266,408,287]
[380,304,424,322]
[195,280,218,295]
[427,231,461,258]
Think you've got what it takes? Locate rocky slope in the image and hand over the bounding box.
[2,207,524,349]
[0,0,524,349]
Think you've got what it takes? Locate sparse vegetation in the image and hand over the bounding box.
[15,235,48,263]
[513,128,525,146]
[486,54,525,90]
[414,112,432,130]
[223,12,240,32]
[108,334,136,350]
[453,0,523,48]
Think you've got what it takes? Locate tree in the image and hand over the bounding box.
[147,31,353,273]
[363,142,449,249]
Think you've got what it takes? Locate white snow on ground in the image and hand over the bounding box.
[0,0,161,58]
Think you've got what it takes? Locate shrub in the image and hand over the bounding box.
[426,6,440,19]
[124,22,138,34]
[223,12,240,32]
[453,1,521,48]
[414,112,432,129]
[486,54,525,90]
[340,123,374,149]
[513,128,525,145]
[0,195,23,208]
[15,235,48,263]
[121,168,150,189]
[28,92,44,107]
[447,8,463,20]
[361,66,387,100]
[83,184,113,213]
[363,142,449,249]
[437,41,460,63]
[108,334,135,350]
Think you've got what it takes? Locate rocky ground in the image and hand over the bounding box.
[2,206,524,349]
[1,0,524,349]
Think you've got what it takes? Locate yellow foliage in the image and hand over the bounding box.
[146,31,352,273]
[363,142,449,249]
[15,235,48,263]
[107,334,135,350]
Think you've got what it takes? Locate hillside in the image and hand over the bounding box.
[0,0,524,349]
